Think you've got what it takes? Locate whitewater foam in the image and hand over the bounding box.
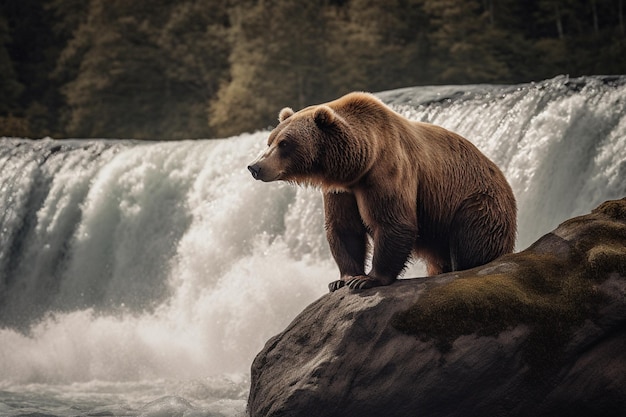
[0,135,334,385]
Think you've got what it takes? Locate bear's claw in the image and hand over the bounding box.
[345,276,378,290]
[329,276,386,292]
[328,280,346,292]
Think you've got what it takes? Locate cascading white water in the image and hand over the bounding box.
[0,135,334,383]
[0,75,625,416]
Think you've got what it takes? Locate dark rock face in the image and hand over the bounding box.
[247,198,626,417]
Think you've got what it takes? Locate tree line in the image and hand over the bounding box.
[1,0,625,139]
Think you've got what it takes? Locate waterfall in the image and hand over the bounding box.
[0,75,624,385]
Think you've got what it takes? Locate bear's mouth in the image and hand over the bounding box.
[258,172,283,182]
[269,173,283,182]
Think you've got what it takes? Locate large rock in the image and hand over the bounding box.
[247,198,626,417]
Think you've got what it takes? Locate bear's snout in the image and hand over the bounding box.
[248,163,261,180]
[247,153,282,182]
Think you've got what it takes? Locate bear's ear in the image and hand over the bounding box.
[314,106,337,128]
[278,107,294,122]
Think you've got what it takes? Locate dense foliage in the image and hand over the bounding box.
[1,0,625,139]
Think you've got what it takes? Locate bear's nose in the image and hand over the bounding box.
[248,164,261,179]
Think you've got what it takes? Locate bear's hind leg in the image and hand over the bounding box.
[417,248,452,275]
[449,195,514,271]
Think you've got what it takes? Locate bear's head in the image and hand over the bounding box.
[247,104,367,188]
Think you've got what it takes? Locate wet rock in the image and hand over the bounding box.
[248,198,626,417]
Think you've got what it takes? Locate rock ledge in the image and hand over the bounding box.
[248,198,626,417]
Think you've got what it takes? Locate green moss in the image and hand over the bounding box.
[393,198,626,368]
[392,251,604,368]
[570,221,626,257]
[586,243,626,278]
[592,197,626,220]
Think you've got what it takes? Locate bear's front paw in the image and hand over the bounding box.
[328,280,346,292]
[345,275,380,290]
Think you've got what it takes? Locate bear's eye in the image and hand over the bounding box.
[278,140,289,149]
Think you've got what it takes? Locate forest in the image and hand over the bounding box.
[1,0,625,139]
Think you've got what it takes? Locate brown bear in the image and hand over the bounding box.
[247,92,517,292]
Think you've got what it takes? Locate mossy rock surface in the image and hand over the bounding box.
[393,197,626,367]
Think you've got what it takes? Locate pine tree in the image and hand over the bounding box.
[154,0,230,138]
[326,0,432,92]
[1,0,67,137]
[57,0,230,139]
[423,0,512,83]
[209,0,332,137]
[0,14,22,116]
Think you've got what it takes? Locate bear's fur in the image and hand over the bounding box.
[248,92,517,291]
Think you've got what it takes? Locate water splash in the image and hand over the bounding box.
[0,135,333,385]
